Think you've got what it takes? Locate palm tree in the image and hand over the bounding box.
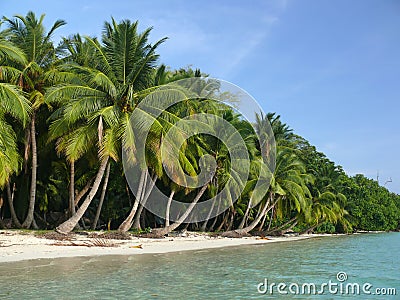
[300,190,346,234]
[153,105,255,236]
[46,18,167,234]
[2,12,66,228]
[0,28,32,226]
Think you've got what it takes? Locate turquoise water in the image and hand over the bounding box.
[0,233,399,299]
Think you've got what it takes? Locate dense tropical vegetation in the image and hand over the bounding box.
[0,12,399,235]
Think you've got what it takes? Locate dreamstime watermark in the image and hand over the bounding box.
[122,77,276,223]
[257,272,397,296]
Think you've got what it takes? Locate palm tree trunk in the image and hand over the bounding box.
[200,197,216,232]
[226,208,235,231]
[23,129,30,174]
[267,206,274,231]
[282,220,298,234]
[118,169,147,233]
[267,216,297,235]
[32,217,39,229]
[56,157,109,234]
[132,174,157,230]
[22,113,37,229]
[69,160,76,217]
[132,203,144,231]
[257,212,268,231]
[74,177,94,206]
[209,199,222,231]
[91,162,111,229]
[152,184,208,236]
[238,200,252,229]
[216,211,229,232]
[6,181,21,228]
[222,195,275,237]
[165,190,175,227]
[300,223,318,235]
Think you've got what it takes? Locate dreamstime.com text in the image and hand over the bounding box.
[257,272,396,296]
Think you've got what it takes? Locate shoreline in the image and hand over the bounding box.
[0,230,330,263]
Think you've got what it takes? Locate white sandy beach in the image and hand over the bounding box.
[0,230,318,263]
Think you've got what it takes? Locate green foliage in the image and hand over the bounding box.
[0,13,399,234]
[340,174,400,231]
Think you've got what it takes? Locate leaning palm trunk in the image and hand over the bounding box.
[152,184,208,236]
[283,220,298,234]
[267,216,297,235]
[266,206,275,231]
[132,203,144,231]
[22,114,37,229]
[222,195,275,237]
[165,190,175,227]
[69,161,76,217]
[91,162,111,229]
[300,223,319,235]
[200,197,216,232]
[132,174,157,230]
[238,200,252,229]
[208,199,222,232]
[6,181,21,227]
[118,170,147,232]
[216,211,230,232]
[56,157,109,234]
[74,177,95,206]
[226,209,235,231]
[257,212,268,231]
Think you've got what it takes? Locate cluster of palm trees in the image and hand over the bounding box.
[0,12,351,236]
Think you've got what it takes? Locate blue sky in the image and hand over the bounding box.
[1,0,399,193]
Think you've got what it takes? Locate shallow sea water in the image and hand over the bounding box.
[0,232,399,299]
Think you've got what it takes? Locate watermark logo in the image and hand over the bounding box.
[336,271,347,282]
[257,272,397,296]
[122,77,276,223]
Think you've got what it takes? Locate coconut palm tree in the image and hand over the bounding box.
[46,18,167,234]
[0,29,33,226]
[0,35,31,182]
[299,189,346,234]
[1,12,66,228]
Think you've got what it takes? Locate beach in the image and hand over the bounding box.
[0,230,315,263]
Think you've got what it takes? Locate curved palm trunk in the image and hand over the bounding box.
[267,206,275,231]
[69,161,76,217]
[267,216,297,235]
[32,217,39,229]
[6,181,21,227]
[283,220,298,233]
[132,174,157,230]
[132,203,144,231]
[226,209,235,231]
[22,114,37,229]
[91,162,111,229]
[300,223,319,235]
[165,190,175,227]
[222,195,275,237]
[200,197,216,232]
[56,157,109,234]
[209,199,222,232]
[118,169,147,232]
[216,211,229,232]
[153,184,208,236]
[74,177,94,206]
[257,212,268,231]
[238,200,252,229]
